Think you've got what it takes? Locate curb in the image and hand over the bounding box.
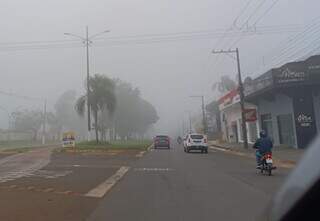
[209,144,296,169]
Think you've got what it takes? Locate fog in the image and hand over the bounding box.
[0,0,319,136]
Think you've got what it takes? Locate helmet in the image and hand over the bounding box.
[259,130,267,138]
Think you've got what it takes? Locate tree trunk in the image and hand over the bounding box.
[32,130,37,141]
[94,110,99,143]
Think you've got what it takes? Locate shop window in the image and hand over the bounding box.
[261,114,274,141]
[277,114,296,147]
[248,122,258,143]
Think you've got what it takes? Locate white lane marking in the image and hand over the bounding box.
[209,146,229,152]
[135,151,146,157]
[147,144,153,151]
[0,147,54,183]
[85,166,130,198]
[134,168,174,172]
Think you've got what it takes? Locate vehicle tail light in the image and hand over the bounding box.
[266,153,272,159]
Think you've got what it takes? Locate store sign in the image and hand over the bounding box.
[297,113,313,127]
[245,109,257,122]
[276,68,307,84]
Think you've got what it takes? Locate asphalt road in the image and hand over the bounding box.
[88,143,290,221]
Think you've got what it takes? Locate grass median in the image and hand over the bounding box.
[60,140,152,153]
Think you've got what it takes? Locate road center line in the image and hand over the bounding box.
[85,166,130,198]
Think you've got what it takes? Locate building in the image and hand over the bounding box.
[218,89,259,144]
[218,55,320,149]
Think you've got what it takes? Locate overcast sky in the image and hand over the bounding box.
[0,0,319,134]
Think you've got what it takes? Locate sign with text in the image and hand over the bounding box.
[62,131,75,148]
[274,62,309,84]
[244,109,257,122]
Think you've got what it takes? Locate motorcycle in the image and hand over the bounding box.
[258,152,276,176]
[177,137,182,145]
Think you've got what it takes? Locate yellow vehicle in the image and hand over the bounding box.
[62,131,75,148]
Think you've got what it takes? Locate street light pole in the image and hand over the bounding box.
[212,48,249,149]
[85,26,91,141]
[190,96,207,134]
[64,27,110,141]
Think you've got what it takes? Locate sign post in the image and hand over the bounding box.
[62,131,76,148]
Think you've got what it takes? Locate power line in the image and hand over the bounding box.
[253,0,281,25]
[0,89,43,101]
[0,26,301,52]
[264,19,320,68]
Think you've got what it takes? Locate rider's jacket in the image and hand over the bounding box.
[253,136,273,154]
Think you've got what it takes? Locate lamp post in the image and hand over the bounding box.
[64,27,110,141]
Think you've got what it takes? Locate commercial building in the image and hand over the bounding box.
[218,55,320,149]
[218,89,259,144]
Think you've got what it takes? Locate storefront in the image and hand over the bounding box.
[218,89,259,144]
[244,55,320,148]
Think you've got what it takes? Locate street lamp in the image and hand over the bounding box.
[64,27,110,141]
[189,95,207,134]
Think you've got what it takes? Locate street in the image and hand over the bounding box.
[0,143,291,221]
[88,143,290,221]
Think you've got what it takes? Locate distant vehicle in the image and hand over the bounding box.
[154,135,170,149]
[184,133,208,153]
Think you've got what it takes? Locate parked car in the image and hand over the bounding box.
[184,133,208,153]
[154,135,170,149]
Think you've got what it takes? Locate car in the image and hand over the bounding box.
[184,133,208,153]
[154,135,170,149]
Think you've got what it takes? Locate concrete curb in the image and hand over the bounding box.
[209,144,296,169]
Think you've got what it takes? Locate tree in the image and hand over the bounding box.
[54,90,86,139]
[212,75,237,95]
[112,80,158,140]
[11,110,44,141]
[75,74,116,143]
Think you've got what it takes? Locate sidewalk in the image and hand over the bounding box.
[209,140,304,167]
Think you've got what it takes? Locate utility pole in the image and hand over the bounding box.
[190,96,207,134]
[64,27,110,141]
[42,99,47,145]
[85,26,91,141]
[212,48,248,149]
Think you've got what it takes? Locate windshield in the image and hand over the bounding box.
[0,1,316,220]
[190,135,204,139]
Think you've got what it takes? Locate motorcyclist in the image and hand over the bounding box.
[253,130,273,169]
[177,136,182,144]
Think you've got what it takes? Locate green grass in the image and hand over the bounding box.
[0,140,58,150]
[1,146,39,153]
[73,140,152,151]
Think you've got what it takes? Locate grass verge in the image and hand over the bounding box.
[60,140,152,153]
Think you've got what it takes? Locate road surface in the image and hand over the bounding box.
[88,143,290,221]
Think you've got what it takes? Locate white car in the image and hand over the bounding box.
[184,133,208,153]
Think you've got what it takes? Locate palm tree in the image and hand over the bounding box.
[212,75,237,95]
[75,74,116,143]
